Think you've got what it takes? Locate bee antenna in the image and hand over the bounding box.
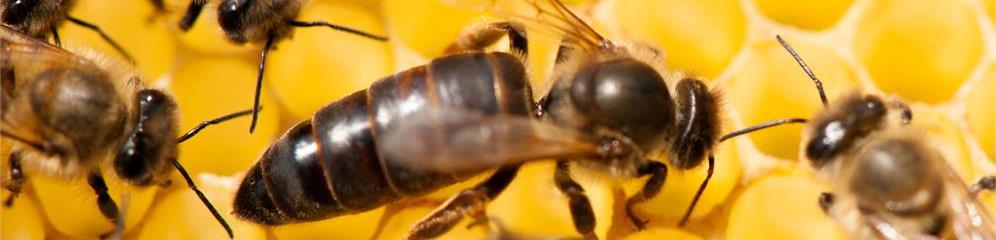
[65,16,136,64]
[177,106,259,143]
[288,21,389,41]
[718,118,809,142]
[171,160,235,238]
[678,117,808,226]
[776,35,828,107]
[178,0,207,31]
[679,155,713,227]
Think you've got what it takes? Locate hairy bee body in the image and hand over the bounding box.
[0,28,171,182]
[216,0,303,43]
[0,0,75,38]
[1,25,234,237]
[233,52,534,225]
[233,2,743,238]
[804,92,996,239]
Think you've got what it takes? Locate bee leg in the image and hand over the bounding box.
[179,0,207,31]
[624,161,668,230]
[99,193,130,240]
[3,151,25,207]
[65,16,135,63]
[445,22,527,54]
[971,175,996,195]
[147,0,167,23]
[87,172,120,223]
[555,160,598,239]
[407,164,522,240]
[50,27,62,47]
[818,192,835,213]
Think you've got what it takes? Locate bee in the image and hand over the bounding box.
[0,24,249,238]
[232,0,802,239]
[176,0,389,133]
[777,36,996,239]
[0,0,134,62]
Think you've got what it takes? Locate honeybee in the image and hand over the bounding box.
[777,36,996,239]
[231,0,804,238]
[367,0,802,237]
[0,0,134,62]
[0,24,248,238]
[176,0,389,133]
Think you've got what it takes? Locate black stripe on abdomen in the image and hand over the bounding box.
[257,120,347,222]
[370,63,460,196]
[313,90,397,211]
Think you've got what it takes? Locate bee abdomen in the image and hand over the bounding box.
[234,120,350,225]
[234,52,532,225]
[313,91,397,211]
[372,52,532,196]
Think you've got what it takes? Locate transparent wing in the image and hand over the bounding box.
[0,24,97,77]
[380,109,604,174]
[862,213,923,240]
[937,161,996,239]
[448,0,606,51]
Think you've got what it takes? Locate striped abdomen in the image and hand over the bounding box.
[234,52,533,225]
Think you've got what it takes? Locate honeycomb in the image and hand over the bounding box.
[1,0,994,239]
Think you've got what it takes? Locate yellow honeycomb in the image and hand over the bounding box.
[1,0,995,239]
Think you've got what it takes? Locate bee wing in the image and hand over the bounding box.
[861,213,924,240]
[937,162,996,239]
[449,0,606,51]
[380,109,605,173]
[1,25,96,71]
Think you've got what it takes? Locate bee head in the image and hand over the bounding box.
[805,93,888,168]
[114,89,178,186]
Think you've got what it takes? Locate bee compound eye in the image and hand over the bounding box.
[2,0,36,25]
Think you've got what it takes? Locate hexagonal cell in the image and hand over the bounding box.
[855,0,983,104]
[752,0,855,31]
[267,2,392,120]
[725,173,848,240]
[608,0,747,78]
[965,65,995,161]
[726,38,858,160]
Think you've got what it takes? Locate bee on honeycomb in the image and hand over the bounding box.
[3,0,994,239]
